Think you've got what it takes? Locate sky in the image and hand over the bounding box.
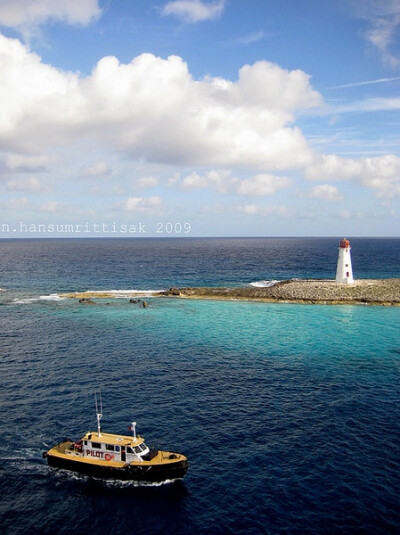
[0,0,399,237]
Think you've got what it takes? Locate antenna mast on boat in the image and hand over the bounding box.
[95,392,103,437]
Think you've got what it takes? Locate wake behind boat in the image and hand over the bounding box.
[43,395,188,483]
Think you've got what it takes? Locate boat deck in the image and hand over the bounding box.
[48,441,186,468]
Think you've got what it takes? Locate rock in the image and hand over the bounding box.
[142,301,149,308]
[130,299,138,304]
[79,298,95,305]
[156,279,400,306]
[168,288,181,296]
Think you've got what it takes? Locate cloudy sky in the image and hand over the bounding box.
[0,0,399,237]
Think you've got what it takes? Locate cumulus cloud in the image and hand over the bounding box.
[237,204,290,216]
[305,154,400,198]
[0,35,321,172]
[161,0,226,23]
[179,172,211,190]
[6,176,45,192]
[174,170,290,196]
[7,197,29,209]
[117,196,162,212]
[82,160,111,177]
[4,153,50,172]
[39,200,69,212]
[170,169,229,191]
[135,176,159,189]
[338,209,363,220]
[306,184,343,202]
[0,0,102,29]
[235,174,291,196]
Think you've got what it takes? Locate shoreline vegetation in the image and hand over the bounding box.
[60,279,400,306]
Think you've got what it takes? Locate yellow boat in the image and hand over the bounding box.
[43,396,188,483]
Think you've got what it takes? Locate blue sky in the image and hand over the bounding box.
[0,0,399,237]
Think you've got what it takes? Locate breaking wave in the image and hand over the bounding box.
[40,294,65,301]
[62,289,164,299]
[12,290,163,304]
[250,280,279,288]
[12,294,66,305]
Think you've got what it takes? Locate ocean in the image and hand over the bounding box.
[0,237,399,534]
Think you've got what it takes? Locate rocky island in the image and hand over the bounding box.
[159,279,400,306]
[60,279,400,305]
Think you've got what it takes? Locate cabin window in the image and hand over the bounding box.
[127,447,133,454]
[91,442,102,449]
[115,446,120,452]
[84,441,87,446]
[139,443,147,452]
[133,446,142,454]
[106,444,115,451]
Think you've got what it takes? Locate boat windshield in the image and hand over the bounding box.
[133,443,147,454]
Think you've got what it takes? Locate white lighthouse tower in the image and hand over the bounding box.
[335,238,354,284]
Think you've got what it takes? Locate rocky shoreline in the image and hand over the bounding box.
[159,279,400,306]
[59,279,400,306]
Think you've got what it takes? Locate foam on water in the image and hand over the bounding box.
[12,297,42,304]
[40,294,66,301]
[12,294,66,304]
[64,289,164,298]
[250,279,279,287]
[48,468,181,487]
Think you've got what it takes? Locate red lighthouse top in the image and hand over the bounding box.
[339,238,350,248]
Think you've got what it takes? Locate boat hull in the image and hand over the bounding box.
[46,452,188,482]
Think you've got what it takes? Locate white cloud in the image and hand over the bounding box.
[174,170,290,196]
[6,176,44,192]
[330,76,400,89]
[5,153,50,171]
[161,0,226,23]
[179,172,210,190]
[82,160,111,177]
[237,31,265,46]
[235,174,291,196]
[306,154,362,181]
[39,200,69,212]
[0,35,322,173]
[338,209,363,220]
[135,176,159,189]
[0,0,101,29]
[352,0,400,68]
[332,96,400,113]
[117,196,162,212]
[237,204,290,216]
[366,15,400,68]
[306,154,400,198]
[177,169,230,192]
[307,184,343,202]
[7,197,29,209]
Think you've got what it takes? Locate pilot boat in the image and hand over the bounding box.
[43,395,188,483]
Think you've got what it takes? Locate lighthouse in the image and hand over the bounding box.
[335,238,354,284]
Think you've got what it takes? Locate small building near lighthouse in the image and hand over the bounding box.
[335,238,354,284]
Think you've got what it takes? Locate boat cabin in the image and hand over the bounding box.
[74,431,153,463]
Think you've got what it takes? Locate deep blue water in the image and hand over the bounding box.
[0,238,399,534]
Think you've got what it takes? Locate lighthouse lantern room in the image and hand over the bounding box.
[335,238,354,284]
